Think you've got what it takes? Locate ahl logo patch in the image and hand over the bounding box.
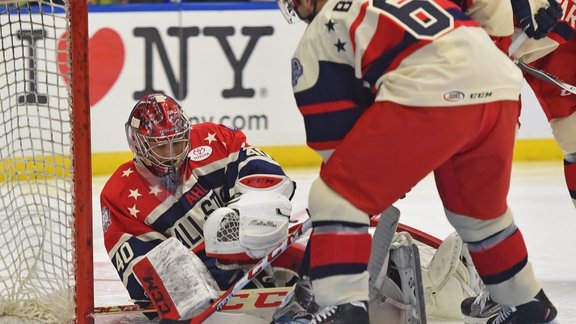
[443,90,465,102]
[189,145,213,161]
[291,58,303,87]
[102,206,111,233]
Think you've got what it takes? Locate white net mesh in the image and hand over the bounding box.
[216,210,240,243]
[0,1,76,322]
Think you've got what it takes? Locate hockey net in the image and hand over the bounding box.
[0,1,91,323]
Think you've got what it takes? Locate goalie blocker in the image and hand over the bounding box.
[132,238,220,320]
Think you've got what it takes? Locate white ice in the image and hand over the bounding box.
[91,161,576,323]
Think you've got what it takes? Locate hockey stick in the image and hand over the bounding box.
[516,60,576,95]
[509,32,576,95]
[94,286,294,315]
[509,32,528,57]
[159,218,313,324]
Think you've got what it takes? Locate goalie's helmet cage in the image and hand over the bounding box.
[126,93,191,176]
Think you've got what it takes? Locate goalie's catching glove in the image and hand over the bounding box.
[204,175,294,262]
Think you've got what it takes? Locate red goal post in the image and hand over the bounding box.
[0,1,92,323]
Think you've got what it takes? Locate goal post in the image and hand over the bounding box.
[0,1,93,323]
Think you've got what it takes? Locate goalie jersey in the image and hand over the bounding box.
[100,122,289,307]
[291,0,523,153]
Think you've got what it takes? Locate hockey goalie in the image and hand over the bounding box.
[100,93,305,321]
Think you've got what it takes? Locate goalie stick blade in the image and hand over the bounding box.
[368,206,401,301]
[516,61,576,95]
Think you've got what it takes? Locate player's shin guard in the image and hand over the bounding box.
[307,178,371,307]
[370,232,426,324]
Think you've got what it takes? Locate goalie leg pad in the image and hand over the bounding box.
[133,237,219,320]
[421,232,483,320]
[370,232,426,324]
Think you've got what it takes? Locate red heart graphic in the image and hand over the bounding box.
[58,28,125,106]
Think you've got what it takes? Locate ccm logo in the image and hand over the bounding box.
[470,91,492,99]
[239,175,283,188]
[222,290,289,310]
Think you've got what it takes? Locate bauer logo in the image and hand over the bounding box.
[189,145,212,161]
[443,90,465,102]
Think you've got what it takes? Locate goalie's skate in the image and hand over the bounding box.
[271,277,318,323]
[461,290,500,324]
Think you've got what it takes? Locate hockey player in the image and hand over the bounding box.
[100,93,300,320]
[519,17,576,208]
[276,0,557,323]
[458,0,575,322]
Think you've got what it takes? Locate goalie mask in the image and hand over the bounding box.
[126,93,191,177]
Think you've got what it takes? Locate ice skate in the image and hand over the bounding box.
[271,277,318,323]
[309,301,369,324]
[461,289,500,324]
[486,289,557,324]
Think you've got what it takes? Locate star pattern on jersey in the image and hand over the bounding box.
[127,205,139,218]
[335,39,346,52]
[325,20,335,32]
[149,185,162,196]
[128,188,142,200]
[205,133,217,144]
[122,168,134,177]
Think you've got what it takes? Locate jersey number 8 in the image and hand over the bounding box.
[372,0,454,40]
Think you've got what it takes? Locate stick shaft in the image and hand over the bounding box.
[509,32,576,95]
[517,60,576,95]
[188,219,312,324]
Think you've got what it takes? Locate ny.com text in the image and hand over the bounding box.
[189,114,269,131]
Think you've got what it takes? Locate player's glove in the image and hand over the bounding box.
[512,0,563,39]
